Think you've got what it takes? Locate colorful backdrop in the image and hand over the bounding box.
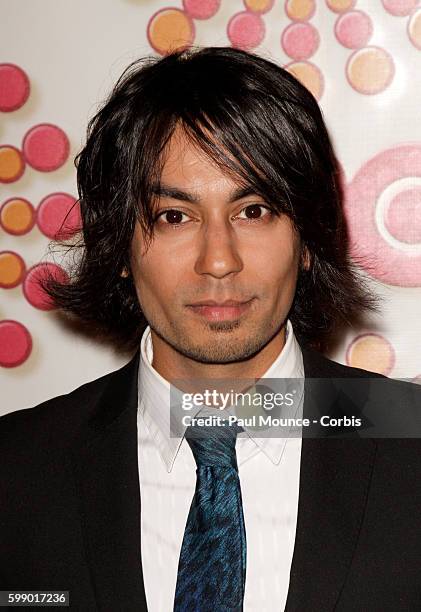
[2,0,421,414]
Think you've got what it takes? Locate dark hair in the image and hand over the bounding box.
[45,46,378,352]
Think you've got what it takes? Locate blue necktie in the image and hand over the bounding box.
[174,422,247,611]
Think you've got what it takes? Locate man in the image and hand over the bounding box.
[1,47,421,611]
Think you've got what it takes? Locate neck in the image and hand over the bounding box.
[150,325,287,384]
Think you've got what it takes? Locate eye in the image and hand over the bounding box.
[155,209,191,226]
[236,204,273,221]
[154,204,273,227]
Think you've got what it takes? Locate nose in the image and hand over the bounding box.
[194,218,243,279]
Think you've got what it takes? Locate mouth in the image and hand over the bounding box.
[186,298,255,322]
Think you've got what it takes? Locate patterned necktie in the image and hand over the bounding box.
[174,422,247,611]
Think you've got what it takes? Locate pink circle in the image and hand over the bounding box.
[23,262,69,310]
[385,188,421,244]
[183,0,220,19]
[0,320,32,368]
[227,11,266,50]
[0,64,30,112]
[22,124,70,172]
[382,0,418,16]
[344,144,421,287]
[335,11,373,49]
[281,22,320,60]
[37,193,81,239]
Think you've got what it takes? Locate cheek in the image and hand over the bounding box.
[130,241,189,305]
[249,238,300,288]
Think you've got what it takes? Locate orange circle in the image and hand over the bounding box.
[0,145,25,183]
[326,0,355,12]
[285,0,316,21]
[408,8,421,50]
[0,251,26,288]
[147,8,195,55]
[346,46,394,95]
[285,61,324,100]
[346,333,395,375]
[0,198,35,235]
[244,0,274,12]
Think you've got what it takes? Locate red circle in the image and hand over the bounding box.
[37,193,81,239]
[227,11,266,50]
[0,320,32,368]
[22,124,70,172]
[23,262,69,310]
[182,0,220,19]
[0,64,30,112]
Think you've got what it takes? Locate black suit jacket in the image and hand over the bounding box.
[1,346,421,611]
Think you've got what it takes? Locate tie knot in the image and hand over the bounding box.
[185,422,242,470]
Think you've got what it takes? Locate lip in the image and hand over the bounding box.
[186,298,254,321]
[188,299,251,306]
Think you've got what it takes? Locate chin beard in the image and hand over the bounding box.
[150,318,284,365]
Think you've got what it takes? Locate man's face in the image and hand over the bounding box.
[130,128,304,364]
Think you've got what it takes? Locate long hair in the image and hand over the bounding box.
[44,46,378,352]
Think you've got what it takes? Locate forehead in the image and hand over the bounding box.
[160,126,241,192]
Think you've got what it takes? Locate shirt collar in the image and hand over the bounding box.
[138,320,304,472]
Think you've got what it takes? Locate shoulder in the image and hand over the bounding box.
[301,344,386,379]
[301,344,419,391]
[302,346,421,440]
[0,352,139,503]
[0,353,138,450]
[301,343,421,407]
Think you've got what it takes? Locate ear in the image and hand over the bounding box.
[301,245,311,271]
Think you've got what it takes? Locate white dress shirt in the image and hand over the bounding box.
[137,319,304,611]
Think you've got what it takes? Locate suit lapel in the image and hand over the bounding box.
[285,347,377,611]
[71,352,148,611]
[70,343,377,611]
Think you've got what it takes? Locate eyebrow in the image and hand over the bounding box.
[152,184,259,205]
